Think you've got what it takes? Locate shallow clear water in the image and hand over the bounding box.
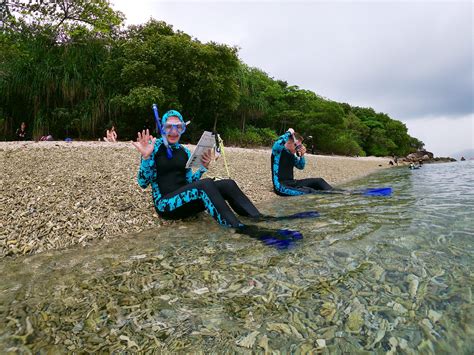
[1,162,473,353]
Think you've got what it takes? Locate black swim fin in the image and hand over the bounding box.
[236,224,303,249]
[251,210,320,222]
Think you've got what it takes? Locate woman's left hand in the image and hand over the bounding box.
[201,149,212,169]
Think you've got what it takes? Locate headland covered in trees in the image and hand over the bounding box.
[0,0,424,157]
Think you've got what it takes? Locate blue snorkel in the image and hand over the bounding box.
[152,104,173,159]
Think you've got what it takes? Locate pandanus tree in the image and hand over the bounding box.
[236,65,271,132]
[0,0,123,139]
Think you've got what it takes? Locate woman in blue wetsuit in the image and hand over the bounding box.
[132,110,312,248]
[132,110,262,228]
[271,128,333,196]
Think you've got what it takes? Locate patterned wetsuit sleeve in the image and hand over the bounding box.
[184,146,207,183]
[137,140,159,188]
[272,132,292,155]
[295,156,306,170]
[186,165,207,182]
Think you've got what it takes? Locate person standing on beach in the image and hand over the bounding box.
[15,122,27,141]
[271,128,333,196]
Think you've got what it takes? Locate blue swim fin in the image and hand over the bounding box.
[237,225,303,249]
[311,187,392,197]
[361,187,393,196]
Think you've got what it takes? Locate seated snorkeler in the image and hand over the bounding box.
[132,110,316,249]
[271,128,333,196]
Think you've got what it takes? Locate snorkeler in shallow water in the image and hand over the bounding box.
[132,110,313,248]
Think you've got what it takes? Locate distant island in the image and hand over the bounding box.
[451,148,474,161]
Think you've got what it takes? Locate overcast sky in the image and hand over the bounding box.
[112,0,473,157]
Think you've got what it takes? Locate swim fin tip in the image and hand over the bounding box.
[236,224,303,249]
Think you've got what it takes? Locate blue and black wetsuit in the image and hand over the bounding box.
[137,138,260,227]
[271,132,332,196]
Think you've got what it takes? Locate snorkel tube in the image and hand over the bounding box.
[152,104,173,159]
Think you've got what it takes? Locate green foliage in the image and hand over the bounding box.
[410,137,425,151]
[384,119,412,155]
[111,86,165,113]
[343,113,370,145]
[3,0,124,40]
[223,126,278,147]
[0,4,422,156]
[110,86,166,137]
[0,116,6,140]
[365,128,397,156]
[236,65,273,131]
[330,134,365,156]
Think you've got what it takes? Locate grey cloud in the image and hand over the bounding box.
[150,1,472,120]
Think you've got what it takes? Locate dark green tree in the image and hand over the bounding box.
[0,3,424,155]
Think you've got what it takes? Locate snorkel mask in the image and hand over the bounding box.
[161,110,186,137]
[163,122,186,135]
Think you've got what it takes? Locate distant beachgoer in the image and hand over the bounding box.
[104,125,118,142]
[39,135,54,141]
[389,160,394,166]
[307,135,315,154]
[271,128,333,196]
[16,122,27,141]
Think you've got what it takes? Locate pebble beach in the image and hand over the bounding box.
[1,141,391,257]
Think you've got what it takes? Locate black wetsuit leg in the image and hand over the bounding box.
[157,178,247,227]
[285,178,333,192]
[214,179,261,218]
[158,200,206,220]
[157,178,305,249]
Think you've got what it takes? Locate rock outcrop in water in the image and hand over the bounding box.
[399,150,456,164]
[406,150,433,161]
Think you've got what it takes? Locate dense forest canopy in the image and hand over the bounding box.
[0,0,424,156]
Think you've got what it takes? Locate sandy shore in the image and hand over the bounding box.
[1,141,392,257]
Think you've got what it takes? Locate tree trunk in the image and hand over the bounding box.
[241,112,246,133]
